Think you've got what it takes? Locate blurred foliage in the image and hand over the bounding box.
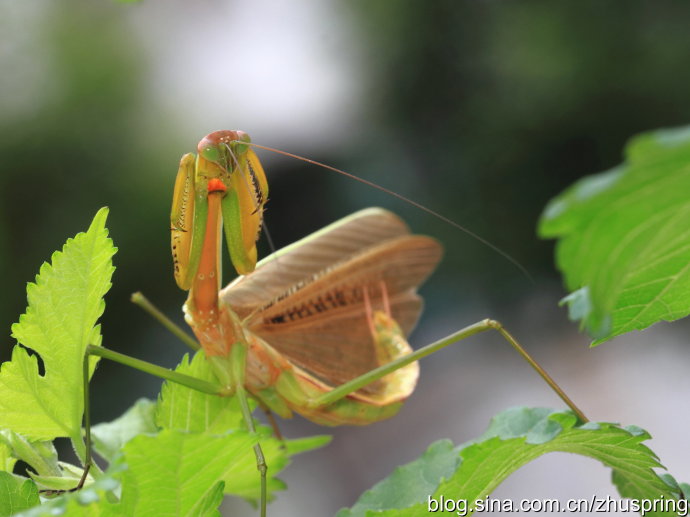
[0,1,185,420]
[540,126,690,344]
[344,0,690,296]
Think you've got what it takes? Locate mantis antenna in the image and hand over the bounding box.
[245,141,533,281]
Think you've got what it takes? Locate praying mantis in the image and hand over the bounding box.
[170,130,438,425]
[78,130,586,516]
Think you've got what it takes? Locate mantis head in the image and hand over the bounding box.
[171,131,269,293]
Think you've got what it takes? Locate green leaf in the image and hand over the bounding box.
[680,483,690,499]
[339,407,681,516]
[0,441,14,473]
[13,471,121,517]
[612,463,689,517]
[30,466,86,492]
[92,398,158,463]
[0,471,39,516]
[155,352,245,434]
[283,434,332,456]
[336,440,459,517]
[0,208,116,442]
[219,428,287,503]
[539,126,690,344]
[114,429,256,517]
[156,351,330,502]
[19,432,242,517]
[0,431,61,479]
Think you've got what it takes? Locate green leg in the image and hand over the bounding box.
[73,344,225,492]
[261,405,285,444]
[311,319,589,423]
[131,291,199,351]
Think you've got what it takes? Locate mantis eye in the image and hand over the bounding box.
[234,130,250,143]
[230,131,251,155]
[200,144,221,162]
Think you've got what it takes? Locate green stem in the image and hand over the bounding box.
[131,292,199,351]
[312,319,588,423]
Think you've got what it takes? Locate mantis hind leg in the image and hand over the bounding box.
[310,318,589,424]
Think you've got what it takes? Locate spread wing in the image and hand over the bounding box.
[221,208,443,389]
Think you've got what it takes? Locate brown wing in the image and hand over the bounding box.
[222,207,411,316]
[221,209,442,389]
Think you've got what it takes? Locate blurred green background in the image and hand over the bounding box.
[3,1,690,515]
